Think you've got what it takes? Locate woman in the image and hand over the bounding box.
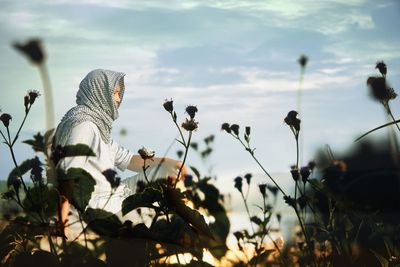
[54,69,184,230]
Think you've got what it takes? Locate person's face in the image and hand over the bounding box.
[113,84,122,108]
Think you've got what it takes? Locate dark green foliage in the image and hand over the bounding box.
[84,208,122,237]
[122,186,163,215]
[56,167,95,212]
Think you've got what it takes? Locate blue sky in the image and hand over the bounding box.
[1,0,400,194]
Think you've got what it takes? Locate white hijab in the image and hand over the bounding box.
[55,69,126,145]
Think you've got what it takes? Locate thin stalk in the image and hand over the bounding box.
[386,104,400,133]
[8,141,36,210]
[11,105,31,146]
[293,206,317,267]
[170,112,186,145]
[240,192,255,235]
[233,134,287,197]
[175,131,192,188]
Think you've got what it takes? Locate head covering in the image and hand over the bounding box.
[55,69,126,145]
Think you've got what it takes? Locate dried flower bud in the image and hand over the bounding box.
[284,110,301,132]
[258,183,267,196]
[28,90,41,105]
[13,39,45,65]
[230,124,240,136]
[245,126,251,136]
[181,118,198,131]
[244,173,252,185]
[185,105,198,119]
[24,95,30,113]
[102,169,120,189]
[138,147,155,160]
[163,99,174,112]
[266,184,278,196]
[367,76,397,104]
[283,195,296,207]
[234,176,243,193]
[190,142,198,150]
[298,54,308,68]
[176,150,183,158]
[290,168,300,181]
[300,166,311,183]
[376,61,387,76]
[308,161,316,171]
[221,123,231,133]
[204,134,214,145]
[0,113,12,128]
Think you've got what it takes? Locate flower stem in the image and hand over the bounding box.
[171,112,186,145]
[386,104,400,133]
[11,105,31,146]
[233,134,287,197]
[175,131,192,188]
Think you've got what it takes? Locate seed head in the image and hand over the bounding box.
[163,99,174,113]
[375,61,387,76]
[284,110,301,132]
[181,118,198,131]
[298,54,308,68]
[185,105,198,119]
[234,176,243,193]
[27,90,41,105]
[367,76,397,104]
[290,168,300,181]
[0,113,12,128]
[221,123,231,133]
[13,39,45,65]
[245,126,251,136]
[258,183,267,196]
[138,147,155,160]
[230,124,240,136]
[300,166,311,183]
[244,173,252,185]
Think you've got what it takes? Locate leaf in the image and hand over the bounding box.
[7,158,39,187]
[63,144,96,157]
[355,119,400,141]
[166,187,214,239]
[189,165,201,180]
[121,186,162,215]
[84,208,122,237]
[22,185,58,217]
[66,168,96,212]
[371,249,389,267]
[23,132,45,153]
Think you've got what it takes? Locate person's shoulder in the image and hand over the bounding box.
[69,120,100,140]
[71,121,98,132]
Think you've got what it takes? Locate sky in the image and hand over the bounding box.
[0,0,400,219]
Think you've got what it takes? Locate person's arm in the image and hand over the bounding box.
[127,155,187,179]
[58,179,74,228]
